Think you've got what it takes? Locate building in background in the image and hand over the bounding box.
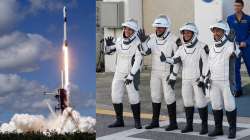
[96,0,105,72]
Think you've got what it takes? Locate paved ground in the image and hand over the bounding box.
[96,114,250,140]
[96,71,250,140]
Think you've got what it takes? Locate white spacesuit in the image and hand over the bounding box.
[137,15,180,131]
[206,20,239,139]
[163,22,209,134]
[104,19,143,129]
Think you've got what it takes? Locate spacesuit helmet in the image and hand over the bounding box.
[179,22,198,47]
[209,20,230,46]
[122,18,139,44]
[152,15,171,39]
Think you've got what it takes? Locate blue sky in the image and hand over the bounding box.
[0,0,96,122]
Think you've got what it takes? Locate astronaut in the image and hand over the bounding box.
[104,19,143,129]
[161,22,209,134]
[205,20,239,139]
[137,15,181,131]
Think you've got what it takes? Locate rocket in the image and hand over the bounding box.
[62,6,69,91]
[44,6,70,113]
[60,6,70,112]
[63,6,68,47]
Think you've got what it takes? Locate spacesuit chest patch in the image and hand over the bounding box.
[121,44,132,50]
[184,48,196,54]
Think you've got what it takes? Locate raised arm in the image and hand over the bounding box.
[137,29,151,55]
[104,36,117,55]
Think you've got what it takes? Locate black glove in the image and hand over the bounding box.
[125,79,132,85]
[105,36,115,46]
[204,77,211,89]
[160,52,166,62]
[168,79,176,90]
[197,81,204,88]
[124,74,133,85]
[196,77,204,88]
[137,29,149,43]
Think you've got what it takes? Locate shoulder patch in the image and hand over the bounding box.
[204,45,209,54]
[176,38,182,47]
[227,29,236,42]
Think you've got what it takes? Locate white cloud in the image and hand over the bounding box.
[70,84,96,109]
[0,31,56,72]
[31,98,55,109]
[25,0,77,15]
[0,74,48,112]
[0,0,77,35]
[0,0,19,34]
[29,0,63,11]
[0,74,47,96]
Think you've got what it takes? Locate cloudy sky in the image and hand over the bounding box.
[0,0,96,122]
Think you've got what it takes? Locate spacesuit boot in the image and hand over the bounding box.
[181,107,194,133]
[145,103,161,129]
[108,103,124,128]
[208,110,224,137]
[165,102,178,131]
[198,106,208,135]
[226,109,237,139]
[131,103,142,129]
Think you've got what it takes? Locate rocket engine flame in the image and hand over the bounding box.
[63,45,69,92]
[63,6,69,92]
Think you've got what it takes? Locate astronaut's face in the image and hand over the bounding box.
[123,27,134,38]
[156,27,166,36]
[182,30,193,42]
[234,3,243,13]
[211,27,225,42]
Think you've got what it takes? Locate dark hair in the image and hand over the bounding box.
[235,0,244,6]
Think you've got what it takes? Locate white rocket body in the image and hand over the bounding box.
[63,6,68,47]
[63,6,69,90]
[61,6,70,111]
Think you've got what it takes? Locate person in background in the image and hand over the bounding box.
[227,0,250,97]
